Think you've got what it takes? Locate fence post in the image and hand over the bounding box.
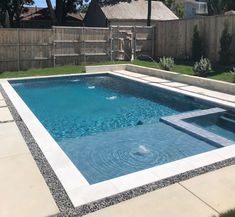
[133,26,136,60]
[110,26,113,61]
[152,25,155,59]
[82,27,86,64]
[53,27,56,67]
[17,28,20,71]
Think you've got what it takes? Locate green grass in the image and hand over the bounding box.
[132,60,234,83]
[0,61,129,79]
[0,65,85,79]
[0,60,234,83]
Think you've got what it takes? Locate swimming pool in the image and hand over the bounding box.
[3,70,235,207]
[10,74,221,184]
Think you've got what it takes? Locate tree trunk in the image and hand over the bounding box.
[7,11,14,28]
[147,0,151,26]
[45,0,57,24]
[56,0,64,25]
[15,11,21,28]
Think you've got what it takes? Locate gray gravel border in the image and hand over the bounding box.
[1,84,235,217]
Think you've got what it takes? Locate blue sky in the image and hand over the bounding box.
[34,0,56,7]
[33,0,90,7]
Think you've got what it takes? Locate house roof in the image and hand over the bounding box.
[100,0,178,21]
[20,7,84,21]
[225,10,235,16]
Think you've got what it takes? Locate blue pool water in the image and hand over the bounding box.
[186,114,235,142]
[11,74,217,184]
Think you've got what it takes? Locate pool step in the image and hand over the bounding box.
[218,113,235,133]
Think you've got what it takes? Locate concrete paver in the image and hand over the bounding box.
[115,70,235,103]
[0,100,6,107]
[85,184,218,217]
[0,97,59,217]
[0,107,14,122]
[181,165,235,213]
[0,122,30,158]
[164,81,189,87]
[114,70,147,78]
[0,154,59,217]
[180,86,235,102]
[142,76,170,83]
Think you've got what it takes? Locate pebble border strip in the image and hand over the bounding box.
[1,84,235,217]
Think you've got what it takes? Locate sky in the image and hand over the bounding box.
[34,0,56,7]
[33,0,90,7]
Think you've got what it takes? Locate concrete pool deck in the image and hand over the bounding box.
[0,66,235,216]
[112,69,235,103]
[85,165,235,217]
[0,93,59,217]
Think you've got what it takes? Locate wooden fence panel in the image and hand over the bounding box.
[155,14,235,63]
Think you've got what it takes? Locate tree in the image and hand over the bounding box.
[173,3,184,18]
[207,0,235,15]
[192,25,203,61]
[46,0,57,24]
[0,9,5,27]
[0,0,34,27]
[226,0,235,11]
[160,0,175,9]
[55,0,83,24]
[79,4,89,13]
[45,0,85,25]
[160,0,184,18]
[219,21,233,65]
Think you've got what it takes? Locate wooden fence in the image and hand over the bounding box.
[0,26,154,72]
[155,14,235,62]
[2,14,234,72]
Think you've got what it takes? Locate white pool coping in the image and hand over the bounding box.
[2,71,235,207]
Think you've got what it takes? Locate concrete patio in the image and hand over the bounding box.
[86,165,235,217]
[0,93,59,217]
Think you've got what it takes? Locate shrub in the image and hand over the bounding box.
[230,67,235,83]
[192,25,203,61]
[212,208,235,217]
[159,57,174,71]
[219,21,233,65]
[193,57,212,76]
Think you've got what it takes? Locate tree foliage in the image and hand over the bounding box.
[160,0,184,18]
[0,9,5,27]
[54,0,86,24]
[0,0,34,27]
[79,4,89,13]
[172,2,184,18]
[207,0,235,15]
[219,21,233,65]
[192,25,203,61]
[160,0,175,9]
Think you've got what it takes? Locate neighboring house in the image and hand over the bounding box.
[175,0,208,18]
[84,0,178,27]
[18,7,84,28]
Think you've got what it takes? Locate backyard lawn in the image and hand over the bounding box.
[0,60,234,83]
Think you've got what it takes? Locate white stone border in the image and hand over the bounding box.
[2,71,235,208]
[161,108,234,147]
[86,64,235,95]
